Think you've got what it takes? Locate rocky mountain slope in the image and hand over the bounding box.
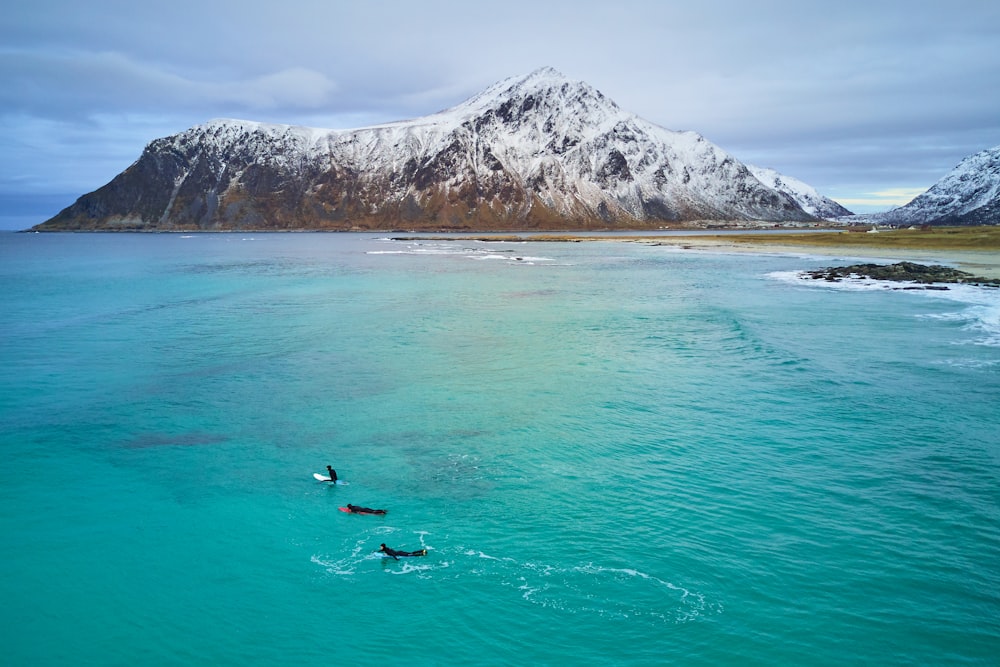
[747,165,852,219]
[871,145,1000,226]
[37,68,842,232]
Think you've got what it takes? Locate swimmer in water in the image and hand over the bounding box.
[345,504,386,515]
[378,543,428,560]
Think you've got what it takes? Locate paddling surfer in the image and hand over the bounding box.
[378,543,427,560]
[345,504,386,515]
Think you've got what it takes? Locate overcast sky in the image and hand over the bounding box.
[2,0,998,228]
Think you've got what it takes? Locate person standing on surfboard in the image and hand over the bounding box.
[378,543,427,560]
[326,466,338,482]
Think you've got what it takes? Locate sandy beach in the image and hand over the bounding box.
[422,227,1000,280]
[628,235,1000,279]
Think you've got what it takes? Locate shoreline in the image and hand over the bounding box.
[395,227,1000,279]
[630,236,1000,279]
[15,225,1000,279]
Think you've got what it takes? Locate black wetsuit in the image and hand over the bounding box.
[326,467,338,482]
[379,544,427,560]
[346,504,386,515]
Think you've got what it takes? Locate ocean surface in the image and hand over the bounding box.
[1,232,998,666]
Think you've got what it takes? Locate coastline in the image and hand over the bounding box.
[15,225,1000,279]
[397,227,1000,279]
[630,235,1000,279]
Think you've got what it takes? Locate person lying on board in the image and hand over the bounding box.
[345,504,386,515]
[326,466,338,482]
[378,543,428,560]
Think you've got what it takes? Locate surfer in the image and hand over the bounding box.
[378,543,427,560]
[345,504,386,515]
[326,466,338,482]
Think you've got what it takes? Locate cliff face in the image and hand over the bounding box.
[38,68,827,232]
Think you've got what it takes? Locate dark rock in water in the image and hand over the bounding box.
[803,262,1000,288]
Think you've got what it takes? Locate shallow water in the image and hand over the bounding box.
[1,232,998,665]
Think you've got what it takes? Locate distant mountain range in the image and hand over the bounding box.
[37,68,859,232]
[863,145,1000,227]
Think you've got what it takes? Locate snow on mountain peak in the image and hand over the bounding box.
[40,68,846,231]
[436,66,622,129]
[872,144,1000,225]
[748,165,852,218]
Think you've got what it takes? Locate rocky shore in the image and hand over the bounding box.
[803,262,1000,288]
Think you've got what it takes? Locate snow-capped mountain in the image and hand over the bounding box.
[38,67,839,231]
[747,165,852,219]
[870,145,1000,226]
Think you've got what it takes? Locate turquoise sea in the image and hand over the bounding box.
[1,232,998,666]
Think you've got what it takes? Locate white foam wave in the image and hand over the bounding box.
[771,270,1000,347]
[457,548,720,625]
[386,561,436,576]
[310,552,359,576]
[313,531,442,578]
[769,270,899,292]
[368,239,555,264]
[936,357,1000,369]
[315,541,720,622]
[367,241,466,256]
[916,285,1000,347]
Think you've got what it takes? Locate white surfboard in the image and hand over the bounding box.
[313,473,346,484]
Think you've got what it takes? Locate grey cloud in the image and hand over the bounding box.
[0,50,341,117]
[2,0,999,214]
